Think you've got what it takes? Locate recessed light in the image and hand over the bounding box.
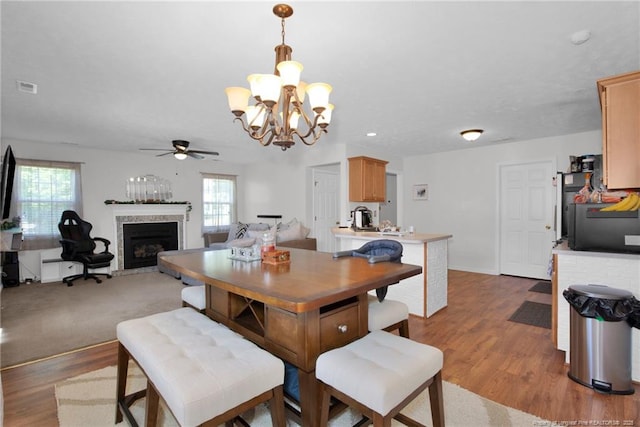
[366,132,377,137]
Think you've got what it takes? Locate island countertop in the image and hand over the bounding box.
[332,227,452,244]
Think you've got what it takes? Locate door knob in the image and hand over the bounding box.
[545,225,551,230]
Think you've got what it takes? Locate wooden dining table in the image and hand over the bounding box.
[159,247,422,426]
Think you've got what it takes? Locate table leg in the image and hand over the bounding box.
[297,369,321,427]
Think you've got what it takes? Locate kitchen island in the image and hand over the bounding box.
[552,242,640,381]
[333,228,452,317]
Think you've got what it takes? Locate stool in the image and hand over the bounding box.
[181,285,205,312]
[316,330,444,427]
[368,295,410,337]
[115,307,285,427]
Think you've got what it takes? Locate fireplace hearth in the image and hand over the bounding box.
[123,222,178,269]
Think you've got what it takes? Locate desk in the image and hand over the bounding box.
[159,248,421,426]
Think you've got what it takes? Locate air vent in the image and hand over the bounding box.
[16,80,38,94]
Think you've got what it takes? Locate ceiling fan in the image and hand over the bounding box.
[139,140,219,160]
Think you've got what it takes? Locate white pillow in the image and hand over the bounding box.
[276,222,309,242]
[227,237,256,247]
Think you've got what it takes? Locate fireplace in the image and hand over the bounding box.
[122,222,178,269]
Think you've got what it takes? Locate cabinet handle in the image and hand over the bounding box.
[337,324,348,333]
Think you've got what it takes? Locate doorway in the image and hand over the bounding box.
[312,166,340,252]
[379,173,397,226]
[499,160,555,279]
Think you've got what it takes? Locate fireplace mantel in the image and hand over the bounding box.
[108,204,188,273]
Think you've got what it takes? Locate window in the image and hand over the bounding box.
[202,173,236,233]
[12,159,83,250]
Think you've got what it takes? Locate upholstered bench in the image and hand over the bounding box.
[115,307,285,426]
[316,330,444,427]
[181,285,205,312]
[367,294,410,337]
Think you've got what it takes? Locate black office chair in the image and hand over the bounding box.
[58,210,114,286]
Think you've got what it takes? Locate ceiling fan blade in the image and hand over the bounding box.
[156,152,174,157]
[186,152,205,160]
[189,150,219,156]
[140,148,172,152]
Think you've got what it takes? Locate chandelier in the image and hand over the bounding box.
[224,4,333,151]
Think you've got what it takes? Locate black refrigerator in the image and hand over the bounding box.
[555,155,603,240]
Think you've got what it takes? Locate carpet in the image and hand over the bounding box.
[55,364,548,427]
[528,281,552,294]
[508,301,551,329]
[1,272,184,368]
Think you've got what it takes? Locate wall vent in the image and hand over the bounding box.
[16,80,38,94]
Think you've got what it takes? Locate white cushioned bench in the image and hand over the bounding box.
[316,330,444,427]
[115,307,285,427]
[181,285,206,312]
[367,294,410,337]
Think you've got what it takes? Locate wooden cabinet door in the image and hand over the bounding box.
[348,156,388,202]
[598,71,640,189]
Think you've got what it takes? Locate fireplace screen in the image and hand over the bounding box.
[122,222,178,269]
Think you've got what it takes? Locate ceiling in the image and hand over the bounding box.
[2,1,639,165]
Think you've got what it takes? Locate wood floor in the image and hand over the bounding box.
[2,270,639,426]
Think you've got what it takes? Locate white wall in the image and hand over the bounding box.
[403,130,602,274]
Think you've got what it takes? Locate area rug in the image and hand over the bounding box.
[55,364,548,426]
[528,281,552,294]
[1,272,184,368]
[508,301,551,329]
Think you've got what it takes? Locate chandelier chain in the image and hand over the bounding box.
[281,17,286,45]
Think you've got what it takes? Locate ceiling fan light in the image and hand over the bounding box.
[225,87,252,113]
[306,82,332,112]
[174,152,187,160]
[277,61,303,87]
[460,129,484,141]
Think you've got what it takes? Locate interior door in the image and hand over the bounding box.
[499,161,555,279]
[312,168,340,253]
[379,173,397,226]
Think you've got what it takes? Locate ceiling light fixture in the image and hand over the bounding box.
[225,4,333,151]
[460,129,484,142]
[173,152,187,160]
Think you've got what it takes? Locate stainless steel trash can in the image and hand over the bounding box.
[568,284,634,395]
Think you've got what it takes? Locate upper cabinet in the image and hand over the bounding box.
[597,70,640,189]
[348,156,388,202]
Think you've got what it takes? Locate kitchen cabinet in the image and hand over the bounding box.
[348,156,388,202]
[597,70,640,189]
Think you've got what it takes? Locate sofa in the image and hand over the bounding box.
[158,219,316,285]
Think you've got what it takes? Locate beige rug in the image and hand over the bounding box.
[1,272,184,368]
[55,364,548,426]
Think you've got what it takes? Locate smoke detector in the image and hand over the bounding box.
[16,80,38,94]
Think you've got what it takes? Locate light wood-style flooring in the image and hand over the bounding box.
[2,270,639,426]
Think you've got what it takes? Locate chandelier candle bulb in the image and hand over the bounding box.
[277,61,303,87]
[225,87,251,114]
[306,82,332,112]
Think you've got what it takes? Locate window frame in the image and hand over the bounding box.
[201,173,237,234]
[12,158,83,250]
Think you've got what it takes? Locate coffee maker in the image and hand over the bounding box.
[351,206,374,230]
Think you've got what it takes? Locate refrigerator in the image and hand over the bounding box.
[555,155,603,241]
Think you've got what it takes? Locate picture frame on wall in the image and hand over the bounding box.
[413,184,428,201]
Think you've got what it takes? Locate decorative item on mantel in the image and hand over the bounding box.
[104,200,193,221]
[125,175,172,202]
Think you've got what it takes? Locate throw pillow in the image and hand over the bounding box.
[277,222,306,242]
[227,237,256,248]
[235,222,249,239]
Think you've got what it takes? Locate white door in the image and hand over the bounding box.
[499,161,555,279]
[379,173,397,226]
[312,169,340,253]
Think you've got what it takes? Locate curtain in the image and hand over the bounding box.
[201,173,237,233]
[12,159,83,250]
